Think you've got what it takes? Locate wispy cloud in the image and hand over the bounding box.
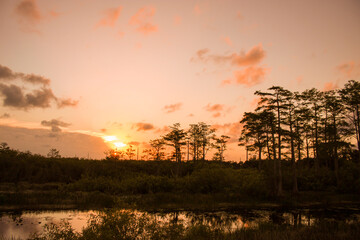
[41,119,71,132]
[323,82,338,91]
[233,66,268,87]
[132,122,154,131]
[204,103,225,118]
[192,44,265,67]
[337,61,360,78]
[96,6,122,27]
[163,102,182,113]
[15,0,43,24]
[129,6,158,35]
[15,0,58,33]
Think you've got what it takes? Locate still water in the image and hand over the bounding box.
[1,208,360,239]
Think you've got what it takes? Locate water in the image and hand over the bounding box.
[1,208,359,239]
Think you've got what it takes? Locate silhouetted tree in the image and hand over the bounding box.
[212,135,230,161]
[163,123,187,163]
[47,148,61,158]
[149,138,166,160]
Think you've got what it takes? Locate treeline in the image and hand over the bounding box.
[108,122,230,162]
[0,142,359,201]
[239,80,360,196]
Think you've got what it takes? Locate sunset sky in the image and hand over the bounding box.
[0,0,359,160]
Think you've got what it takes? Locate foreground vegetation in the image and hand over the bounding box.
[28,210,360,240]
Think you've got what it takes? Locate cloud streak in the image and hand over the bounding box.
[129,6,158,35]
[132,122,154,131]
[41,119,71,132]
[163,102,182,113]
[97,6,122,27]
[193,44,265,67]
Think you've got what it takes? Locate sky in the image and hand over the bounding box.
[0,0,359,160]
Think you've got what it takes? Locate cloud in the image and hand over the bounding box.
[0,65,17,80]
[154,125,170,134]
[205,103,224,112]
[0,65,78,110]
[211,122,242,143]
[129,6,158,35]
[15,0,42,24]
[204,103,228,118]
[233,66,267,87]
[222,36,233,46]
[57,98,79,108]
[96,6,122,27]
[221,79,232,86]
[41,119,71,132]
[132,122,154,131]
[337,61,360,78]
[0,64,50,86]
[192,44,265,67]
[163,102,182,113]
[323,82,338,91]
[212,112,221,118]
[0,113,10,119]
[0,84,76,110]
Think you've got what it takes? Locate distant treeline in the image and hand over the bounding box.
[0,143,359,200]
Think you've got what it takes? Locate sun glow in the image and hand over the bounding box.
[103,136,118,142]
[113,142,126,148]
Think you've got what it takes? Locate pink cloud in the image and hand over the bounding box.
[205,103,224,112]
[154,125,170,134]
[221,79,232,86]
[163,102,182,113]
[222,36,233,46]
[337,61,360,78]
[97,6,122,27]
[231,44,265,66]
[211,122,242,143]
[192,44,265,67]
[132,122,154,131]
[234,66,267,87]
[323,82,338,91]
[212,112,221,118]
[129,6,158,35]
[15,0,42,24]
